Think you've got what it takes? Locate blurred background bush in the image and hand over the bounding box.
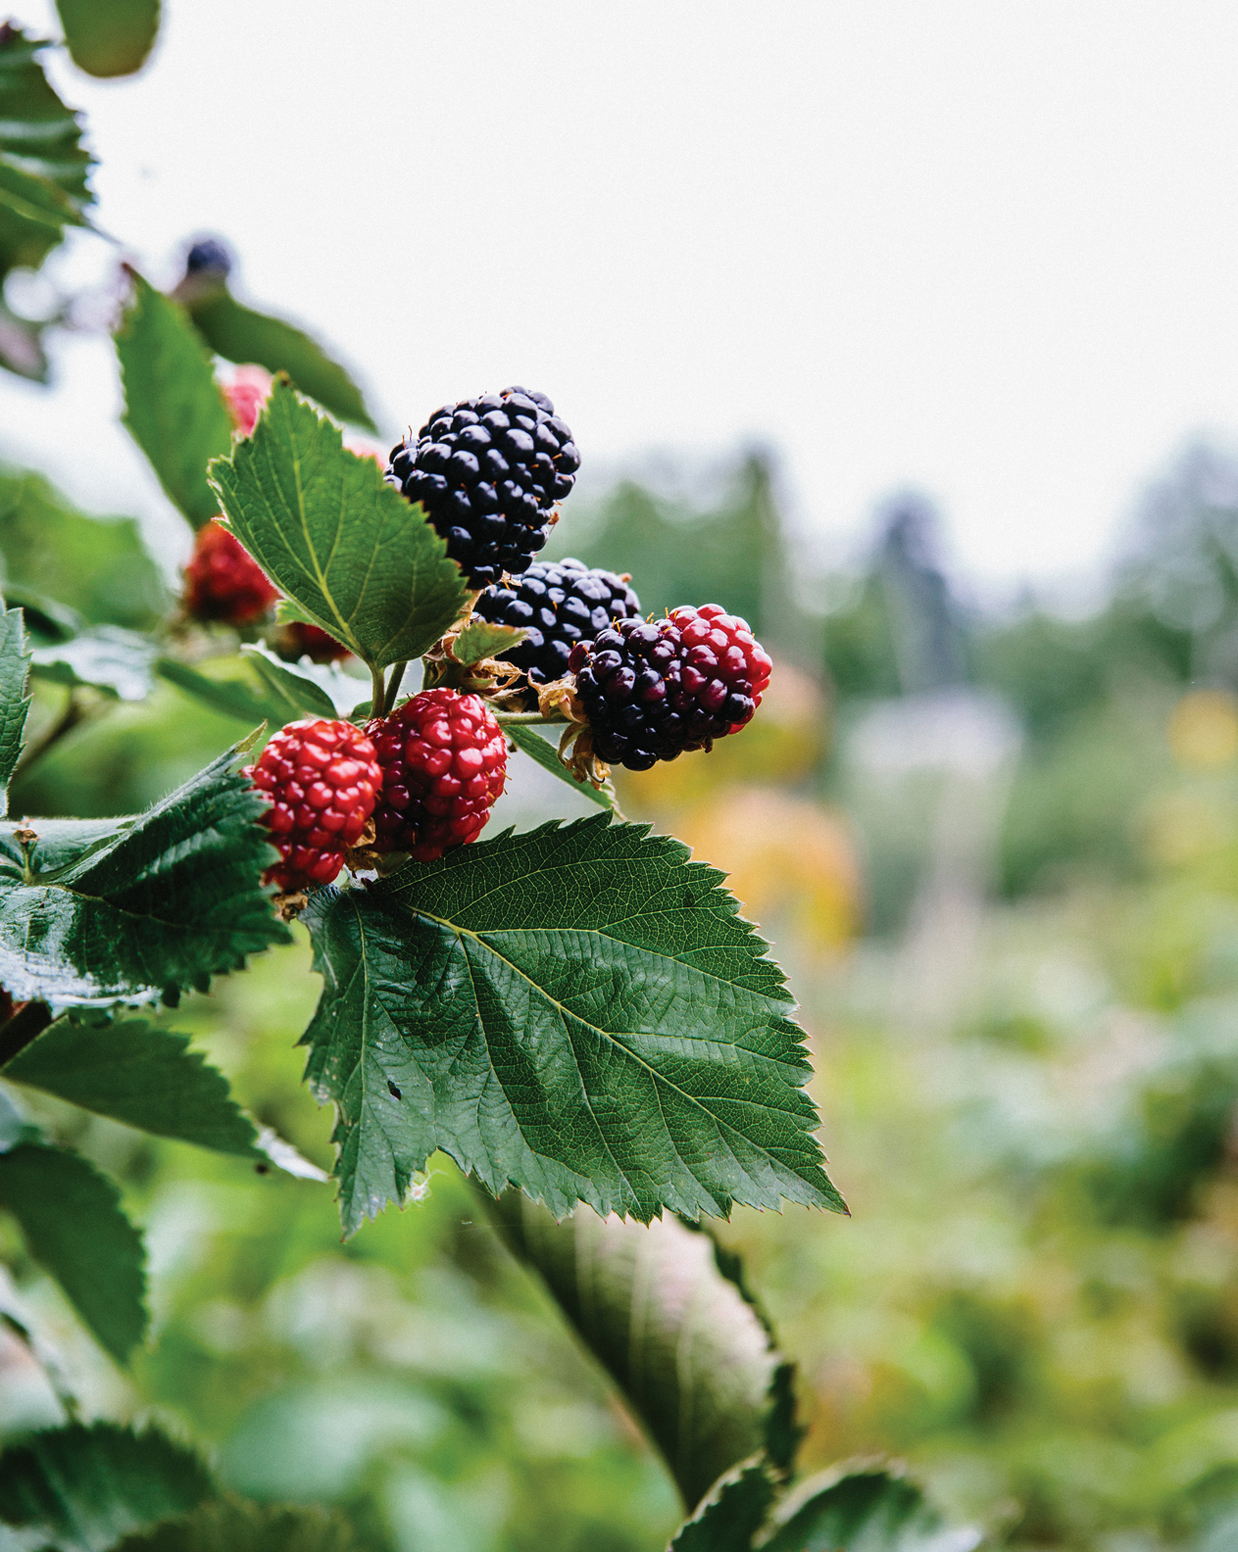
[9,430,1238,1550]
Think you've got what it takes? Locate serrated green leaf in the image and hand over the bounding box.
[210,382,467,671]
[0,1422,215,1552]
[55,0,160,79]
[247,643,367,717]
[112,1499,359,1552]
[762,1466,983,1552]
[155,657,295,729]
[0,465,166,630]
[667,1458,776,1551]
[0,1144,146,1362]
[0,816,133,877]
[0,604,31,811]
[490,1195,792,1509]
[30,627,156,702]
[0,744,289,1010]
[505,722,620,814]
[117,273,234,530]
[302,816,842,1234]
[0,25,93,285]
[239,644,336,720]
[4,1018,259,1156]
[185,285,375,431]
[452,619,529,666]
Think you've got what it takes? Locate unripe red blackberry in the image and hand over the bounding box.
[474,557,641,702]
[246,718,381,892]
[183,520,279,624]
[570,604,772,771]
[274,621,350,663]
[368,688,507,862]
[385,387,580,588]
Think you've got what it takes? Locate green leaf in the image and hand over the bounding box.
[762,1466,983,1552]
[0,465,166,630]
[185,285,375,431]
[154,657,295,729]
[210,382,467,671]
[0,1422,215,1551]
[0,25,93,283]
[0,816,133,875]
[505,722,620,814]
[0,743,290,1010]
[111,1499,359,1552]
[239,644,338,720]
[55,0,160,78]
[116,273,235,530]
[30,626,156,702]
[452,619,529,665]
[667,1458,776,1552]
[0,604,31,811]
[4,1017,259,1156]
[489,1194,794,1509]
[302,816,842,1235]
[248,644,368,717]
[0,1144,146,1362]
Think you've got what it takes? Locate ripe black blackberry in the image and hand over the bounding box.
[570,605,773,771]
[386,387,580,589]
[474,557,641,701]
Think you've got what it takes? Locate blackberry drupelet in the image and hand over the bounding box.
[474,556,640,700]
[385,387,580,588]
[570,604,773,771]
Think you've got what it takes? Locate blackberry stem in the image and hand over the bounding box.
[383,661,409,715]
[370,664,385,719]
[493,711,563,726]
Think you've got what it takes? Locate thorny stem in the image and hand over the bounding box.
[0,1001,53,1070]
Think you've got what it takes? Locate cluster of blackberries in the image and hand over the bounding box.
[474,557,641,701]
[385,388,580,588]
[570,605,772,771]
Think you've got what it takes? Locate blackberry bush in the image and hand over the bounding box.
[474,556,641,700]
[385,386,580,587]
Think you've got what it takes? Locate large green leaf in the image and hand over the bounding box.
[30,627,156,702]
[55,0,160,79]
[0,604,30,811]
[116,274,235,530]
[4,1017,259,1155]
[0,1143,146,1363]
[505,722,620,814]
[762,1467,982,1552]
[302,816,842,1234]
[0,1422,215,1552]
[0,466,166,629]
[185,285,375,431]
[490,1194,795,1509]
[211,383,466,671]
[112,1499,359,1552]
[240,644,339,720]
[0,744,289,1009]
[0,25,93,282]
[667,1458,776,1552]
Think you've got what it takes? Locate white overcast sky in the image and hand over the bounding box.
[3,0,1238,597]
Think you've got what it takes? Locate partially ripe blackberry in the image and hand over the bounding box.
[274,621,350,663]
[183,520,278,624]
[222,365,272,437]
[474,557,641,700]
[246,718,381,892]
[368,688,507,862]
[386,387,580,588]
[570,604,773,771]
